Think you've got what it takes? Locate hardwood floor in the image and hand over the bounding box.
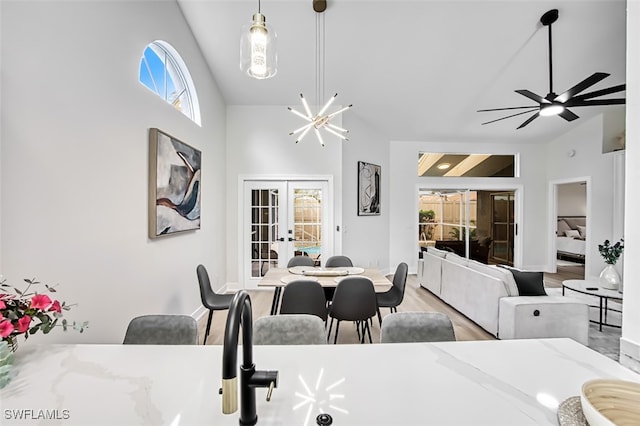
[198,262,586,346]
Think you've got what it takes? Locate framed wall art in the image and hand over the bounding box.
[357,161,381,216]
[149,128,201,238]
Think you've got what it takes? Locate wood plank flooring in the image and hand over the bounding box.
[198,264,584,346]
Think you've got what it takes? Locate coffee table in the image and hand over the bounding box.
[562,279,622,331]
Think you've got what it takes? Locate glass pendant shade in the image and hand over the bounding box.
[240,12,277,79]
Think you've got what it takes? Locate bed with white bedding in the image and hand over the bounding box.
[556,216,586,261]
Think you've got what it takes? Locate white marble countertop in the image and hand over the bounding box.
[1,339,638,425]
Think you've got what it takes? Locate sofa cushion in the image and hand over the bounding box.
[427,247,448,258]
[445,252,468,267]
[468,261,518,296]
[500,267,547,296]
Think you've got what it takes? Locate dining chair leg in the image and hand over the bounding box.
[203,310,213,345]
[327,318,334,342]
[366,320,372,343]
[376,307,383,327]
[355,321,361,341]
[333,320,341,344]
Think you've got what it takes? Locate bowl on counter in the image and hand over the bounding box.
[580,379,640,426]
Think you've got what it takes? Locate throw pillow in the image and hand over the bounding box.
[498,266,546,296]
[564,229,580,238]
[577,225,587,239]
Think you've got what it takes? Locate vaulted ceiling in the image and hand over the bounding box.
[177,0,626,144]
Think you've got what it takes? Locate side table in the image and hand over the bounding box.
[562,279,622,331]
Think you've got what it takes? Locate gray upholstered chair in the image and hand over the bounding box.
[324,255,353,267]
[253,314,327,345]
[376,262,408,325]
[279,280,328,321]
[197,264,235,345]
[123,314,198,345]
[380,312,456,343]
[287,255,315,268]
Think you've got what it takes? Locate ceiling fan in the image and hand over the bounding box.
[478,9,625,129]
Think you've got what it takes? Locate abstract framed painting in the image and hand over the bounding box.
[149,128,201,238]
[357,161,381,216]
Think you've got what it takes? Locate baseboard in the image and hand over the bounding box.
[620,337,640,373]
[191,305,208,323]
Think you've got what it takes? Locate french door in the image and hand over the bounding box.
[243,180,331,289]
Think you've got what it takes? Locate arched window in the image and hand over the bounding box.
[139,40,201,126]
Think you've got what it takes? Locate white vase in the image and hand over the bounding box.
[599,264,621,290]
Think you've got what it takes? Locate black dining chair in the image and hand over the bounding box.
[196,264,235,345]
[376,262,408,326]
[123,314,198,345]
[287,255,315,268]
[279,280,328,322]
[324,255,353,267]
[327,276,378,344]
[322,255,353,303]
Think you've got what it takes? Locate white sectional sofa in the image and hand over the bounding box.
[417,247,589,345]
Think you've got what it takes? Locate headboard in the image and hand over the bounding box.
[557,216,586,236]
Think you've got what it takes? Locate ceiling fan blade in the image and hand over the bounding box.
[568,84,626,102]
[480,109,539,125]
[515,89,546,103]
[555,72,610,103]
[558,108,579,122]
[516,112,540,129]
[566,98,626,107]
[477,106,538,112]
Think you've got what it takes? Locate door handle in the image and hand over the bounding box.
[277,237,285,242]
[288,237,297,242]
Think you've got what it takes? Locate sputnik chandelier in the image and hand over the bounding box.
[288,0,352,146]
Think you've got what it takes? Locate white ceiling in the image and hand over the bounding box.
[177,0,626,143]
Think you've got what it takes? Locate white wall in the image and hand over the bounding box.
[545,115,617,279]
[341,114,390,271]
[557,183,586,217]
[389,140,547,273]
[0,1,227,344]
[225,106,343,288]
[620,0,640,373]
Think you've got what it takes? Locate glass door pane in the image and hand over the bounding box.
[288,182,328,267]
[249,186,283,278]
[491,192,515,265]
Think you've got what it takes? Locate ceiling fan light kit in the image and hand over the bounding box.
[288,0,352,146]
[240,0,277,79]
[478,9,625,129]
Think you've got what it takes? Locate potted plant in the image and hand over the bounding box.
[598,239,624,290]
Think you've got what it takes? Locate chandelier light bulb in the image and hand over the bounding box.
[288,93,352,146]
[249,17,268,77]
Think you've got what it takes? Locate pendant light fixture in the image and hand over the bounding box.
[240,0,277,79]
[288,0,352,146]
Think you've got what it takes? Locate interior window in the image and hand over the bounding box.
[418,153,516,177]
[139,40,201,126]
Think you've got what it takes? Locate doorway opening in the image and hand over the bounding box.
[552,180,587,279]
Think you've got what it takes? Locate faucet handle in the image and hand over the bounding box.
[266,380,275,402]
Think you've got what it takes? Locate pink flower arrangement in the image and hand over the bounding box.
[0,277,87,349]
